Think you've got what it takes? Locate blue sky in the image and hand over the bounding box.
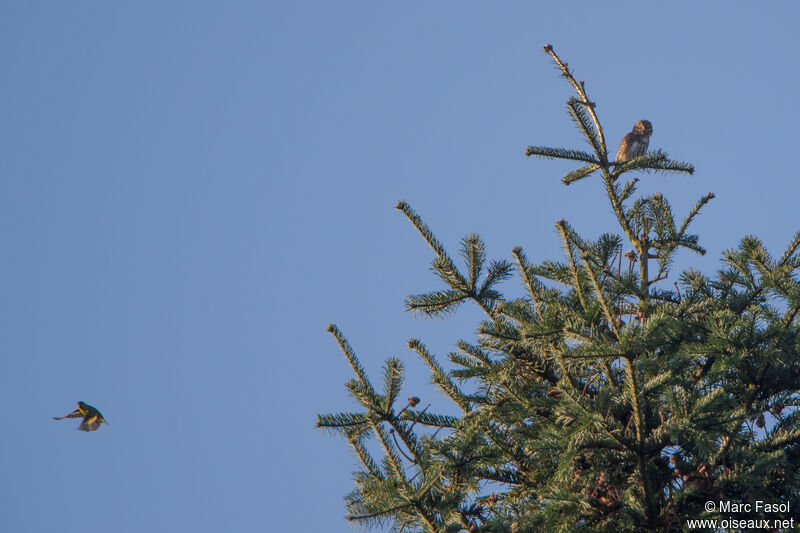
[2,3,799,532]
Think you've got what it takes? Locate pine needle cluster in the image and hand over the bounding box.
[317,45,800,532]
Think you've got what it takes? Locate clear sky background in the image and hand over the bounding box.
[2,3,799,532]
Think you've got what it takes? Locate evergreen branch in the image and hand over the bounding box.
[512,247,543,313]
[396,200,451,261]
[556,220,590,312]
[371,418,408,481]
[619,178,639,203]
[383,358,405,412]
[409,339,472,413]
[481,423,530,477]
[739,235,772,270]
[327,324,377,397]
[398,201,498,318]
[472,466,522,485]
[406,289,468,318]
[646,193,677,243]
[482,319,524,343]
[778,228,800,266]
[388,419,425,464]
[346,474,448,532]
[677,193,715,238]
[524,146,600,164]
[613,151,694,176]
[456,340,493,365]
[640,371,673,396]
[688,386,729,415]
[478,259,514,299]
[449,352,482,374]
[621,359,652,517]
[383,471,447,532]
[638,234,652,302]
[649,157,695,175]
[345,477,433,529]
[347,419,376,445]
[722,240,760,291]
[560,344,626,360]
[316,412,370,432]
[350,437,385,479]
[543,44,608,157]
[754,426,800,451]
[574,439,626,452]
[402,411,460,429]
[530,260,573,285]
[432,256,471,293]
[603,172,641,260]
[576,240,620,338]
[561,325,600,345]
[713,391,758,465]
[743,242,774,280]
[567,97,603,156]
[783,304,800,329]
[461,233,485,291]
[612,151,668,174]
[346,380,386,413]
[390,429,416,464]
[594,233,624,268]
[406,485,446,532]
[558,387,628,449]
[657,234,706,257]
[562,163,602,185]
[348,503,414,524]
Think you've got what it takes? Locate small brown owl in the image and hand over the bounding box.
[615,120,652,163]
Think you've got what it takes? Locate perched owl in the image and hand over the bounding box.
[53,401,108,431]
[615,120,653,163]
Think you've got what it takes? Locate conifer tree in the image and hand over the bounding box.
[317,45,800,532]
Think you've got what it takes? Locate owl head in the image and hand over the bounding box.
[633,120,653,136]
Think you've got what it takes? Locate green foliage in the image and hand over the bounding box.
[317,45,800,532]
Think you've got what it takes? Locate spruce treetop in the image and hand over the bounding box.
[317,45,800,532]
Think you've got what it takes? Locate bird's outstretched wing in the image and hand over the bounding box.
[53,409,83,420]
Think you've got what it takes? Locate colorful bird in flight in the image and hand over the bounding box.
[53,401,108,431]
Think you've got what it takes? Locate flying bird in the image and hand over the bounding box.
[615,120,653,164]
[53,401,108,432]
